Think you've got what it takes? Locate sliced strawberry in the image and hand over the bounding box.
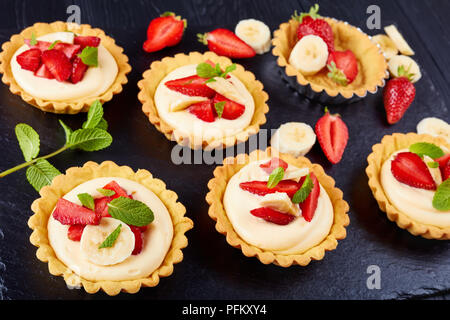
[250,207,295,225]
[315,109,349,164]
[391,152,437,190]
[94,196,112,218]
[70,56,88,84]
[74,36,101,49]
[165,75,216,98]
[298,173,320,222]
[129,226,144,255]
[198,28,256,59]
[212,93,245,120]
[53,198,100,225]
[34,63,54,79]
[435,153,450,168]
[260,158,289,174]
[188,100,215,122]
[41,49,72,82]
[143,13,185,53]
[25,39,52,51]
[67,224,86,241]
[240,180,301,198]
[16,48,41,72]
[327,50,358,85]
[54,43,81,60]
[102,181,130,199]
[443,161,450,181]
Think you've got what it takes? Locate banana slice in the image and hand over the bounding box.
[206,77,246,105]
[288,35,329,76]
[423,155,443,186]
[260,192,300,216]
[283,167,309,182]
[235,19,271,55]
[384,25,415,56]
[80,217,135,266]
[417,117,450,144]
[388,55,421,83]
[170,96,208,112]
[271,122,317,158]
[371,34,398,60]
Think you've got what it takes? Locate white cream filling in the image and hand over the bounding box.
[11,32,118,101]
[47,177,173,281]
[154,64,255,147]
[223,160,334,254]
[381,149,450,228]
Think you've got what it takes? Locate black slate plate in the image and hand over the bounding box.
[0,0,449,300]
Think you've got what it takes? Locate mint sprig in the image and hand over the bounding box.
[77,193,95,210]
[98,224,122,249]
[267,167,285,189]
[196,62,236,81]
[48,40,60,50]
[292,174,314,204]
[214,102,225,118]
[30,32,37,46]
[78,46,98,67]
[0,100,112,192]
[409,142,444,159]
[107,197,154,227]
[432,179,450,212]
[97,188,116,197]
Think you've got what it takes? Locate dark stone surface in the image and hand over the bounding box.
[0,0,449,300]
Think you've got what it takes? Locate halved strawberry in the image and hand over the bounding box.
[53,198,100,225]
[260,158,289,174]
[315,109,349,164]
[165,75,216,98]
[94,196,112,218]
[34,63,54,79]
[74,36,101,49]
[212,93,245,120]
[198,28,256,59]
[250,207,295,225]
[143,13,186,53]
[103,181,130,199]
[391,152,437,190]
[188,100,215,122]
[16,48,41,72]
[54,43,81,60]
[70,56,88,84]
[240,180,301,198]
[41,49,72,82]
[67,224,86,242]
[25,39,52,51]
[435,153,450,168]
[298,173,320,222]
[327,50,358,86]
[443,162,450,181]
[129,226,144,255]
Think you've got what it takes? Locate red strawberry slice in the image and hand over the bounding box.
[165,75,216,98]
[103,181,130,199]
[298,173,320,222]
[240,180,301,198]
[16,48,41,72]
[67,224,86,242]
[212,93,245,120]
[53,198,100,225]
[129,226,144,255]
[443,161,450,181]
[250,207,295,225]
[436,154,450,168]
[260,158,289,174]
[74,36,101,49]
[70,56,88,84]
[41,49,72,82]
[34,64,54,79]
[25,39,52,51]
[188,100,215,122]
[391,152,437,190]
[143,13,186,53]
[198,28,256,59]
[94,196,112,218]
[327,50,358,85]
[54,43,81,60]
[315,109,349,164]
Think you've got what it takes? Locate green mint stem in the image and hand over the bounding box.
[0,145,69,178]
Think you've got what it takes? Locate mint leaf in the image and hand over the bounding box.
[82,100,103,129]
[107,197,154,227]
[196,63,217,79]
[214,102,225,118]
[78,46,98,67]
[433,179,450,212]
[68,128,112,151]
[97,188,115,197]
[96,118,108,131]
[15,123,40,162]
[427,161,439,169]
[292,174,314,204]
[410,143,444,159]
[26,159,61,192]
[267,167,285,189]
[59,120,73,143]
[77,193,95,210]
[48,40,60,50]
[30,32,37,46]
[98,224,122,249]
[223,64,237,77]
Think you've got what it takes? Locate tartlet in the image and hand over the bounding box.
[205,147,350,267]
[28,161,193,295]
[366,133,450,239]
[0,21,131,114]
[272,17,388,104]
[137,51,269,150]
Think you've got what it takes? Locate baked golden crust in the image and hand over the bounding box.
[28,161,193,295]
[0,21,131,114]
[137,51,269,150]
[205,147,350,267]
[272,17,388,100]
[366,133,450,239]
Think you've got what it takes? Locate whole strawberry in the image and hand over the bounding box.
[383,66,416,124]
[292,4,334,53]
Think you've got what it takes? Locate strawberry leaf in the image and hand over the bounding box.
[433,179,450,211]
[26,159,61,192]
[98,224,122,249]
[15,123,40,162]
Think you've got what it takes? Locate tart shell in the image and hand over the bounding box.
[272,17,388,104]
[0,21,131,114]
[205,147,350,267]
[137,51,269,150]
[28,161,193,295]
[366,133,450,239]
